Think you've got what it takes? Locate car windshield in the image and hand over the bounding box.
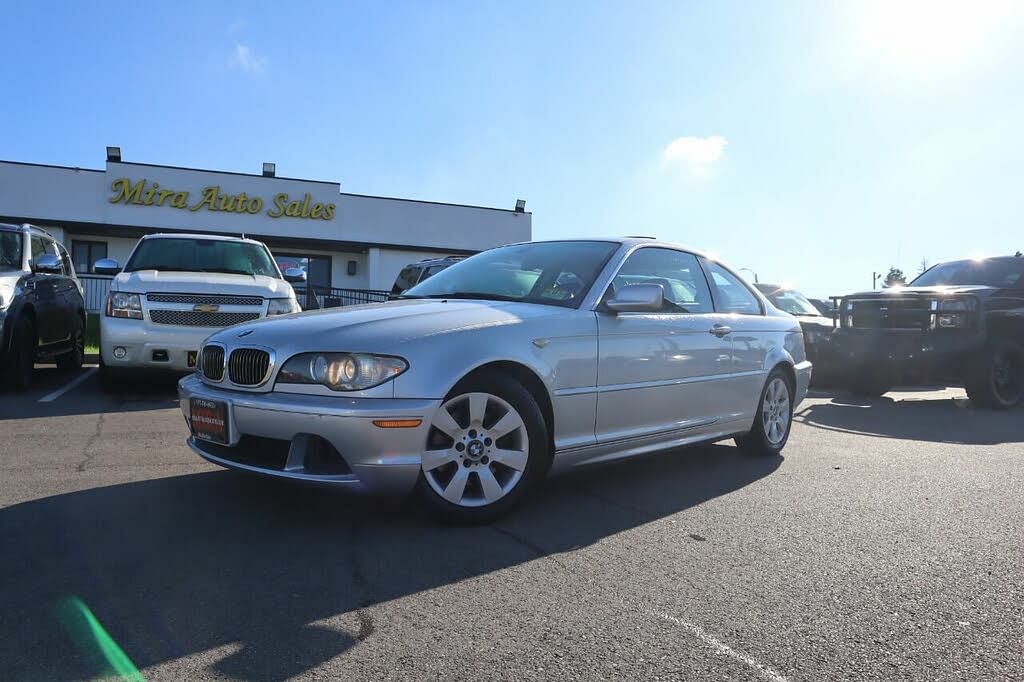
[911,258,1024,288]
[763,287,821,316]
[0,232,22,271]
[401,240,618,308]
[125,238,280,277]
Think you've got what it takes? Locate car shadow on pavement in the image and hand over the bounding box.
[0,443,779,681]
[795,392,1024,445]
[0,368,180,420]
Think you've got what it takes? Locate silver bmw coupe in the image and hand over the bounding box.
[178,238,811,522]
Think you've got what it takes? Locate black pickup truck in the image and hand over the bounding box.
[830,254,1024,408]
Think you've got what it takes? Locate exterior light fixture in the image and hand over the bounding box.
[262,162,276,177]
[514,199,526,213]
[106,146,121,162]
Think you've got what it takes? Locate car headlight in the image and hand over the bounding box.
[277,352,408,391]
[267,297,301,315]
[106,292,143,319]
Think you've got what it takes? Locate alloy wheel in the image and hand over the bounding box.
[762,377,791,447]
[423,392,530,508]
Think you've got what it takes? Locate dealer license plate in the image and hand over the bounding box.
[189,398,229,444]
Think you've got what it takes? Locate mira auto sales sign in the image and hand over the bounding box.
[108,178,336,221]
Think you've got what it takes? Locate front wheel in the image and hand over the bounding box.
[735,368,794,457]
[416,372,549,524]
[965,340,1024,409]
[56,321,85,370]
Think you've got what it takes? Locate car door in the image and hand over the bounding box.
[27,234,61,347]
[701,259,770,415]
[595,247,735,443]
[53,241,82,342]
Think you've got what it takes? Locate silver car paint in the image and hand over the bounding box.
[180,238,811,493]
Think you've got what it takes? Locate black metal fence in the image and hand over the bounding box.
[292,286,392,310]
[78,274,390,313]
[80,274,114,313]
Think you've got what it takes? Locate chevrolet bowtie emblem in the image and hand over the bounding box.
[193,303,220,313]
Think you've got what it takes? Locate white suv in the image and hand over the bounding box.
[97,233,304,387]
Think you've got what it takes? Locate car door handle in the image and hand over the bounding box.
[709,324,732,337]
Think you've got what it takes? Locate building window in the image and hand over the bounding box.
[72,240,108,274]
[274,253,332,289]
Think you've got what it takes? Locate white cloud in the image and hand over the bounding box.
[228,44,268,75]
[662,135,728,173]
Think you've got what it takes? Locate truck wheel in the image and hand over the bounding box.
[2,316,36,391]
[966,339,1024,409]
[56,321,85,370]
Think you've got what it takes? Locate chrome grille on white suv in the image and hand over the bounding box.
[147,293,264,306]
[150,310,261,327]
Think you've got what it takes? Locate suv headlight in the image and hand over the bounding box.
[934,298,975,328]
[277,352,407,391]
[106,292,143,319]
[267,297,301,315]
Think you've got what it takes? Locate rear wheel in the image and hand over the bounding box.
[735,368,793,457]
[3,316,36,391]
[416,372,549,524]
[965,339,1024,409]
[55,320,85,370]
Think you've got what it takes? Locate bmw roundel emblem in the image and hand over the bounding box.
[237,329,254,338]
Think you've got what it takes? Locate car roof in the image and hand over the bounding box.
[0,222,54,238]
[140,232,263,244]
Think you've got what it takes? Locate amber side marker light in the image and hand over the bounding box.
[372,419,423,429]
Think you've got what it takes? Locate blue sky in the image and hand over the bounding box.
[2,0,1022,297]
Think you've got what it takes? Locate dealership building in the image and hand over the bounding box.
[0,150,531,298]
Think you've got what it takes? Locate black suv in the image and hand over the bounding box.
[0,223,86,389]
[390,256,466,295]
[831,254,1024,408]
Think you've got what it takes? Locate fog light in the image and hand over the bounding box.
[113,346,127,359]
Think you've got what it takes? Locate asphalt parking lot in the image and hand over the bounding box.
[1,366,1022,681]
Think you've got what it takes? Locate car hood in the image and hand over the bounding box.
[794,315,834,331]
[206,298,565,351]
[112,270,294,298]
[841,285,994,299]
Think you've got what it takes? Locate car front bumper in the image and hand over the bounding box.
[830,329,978,379]
[101,316,218,372]
[177,373,440,494]
[794,360,812,403]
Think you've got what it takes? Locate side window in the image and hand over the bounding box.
[57,244,75,278]
[420,264,448,282]
[392,266,421,293]
[705,262,762,315]
[609,247,714,313]
[30,235,47,264]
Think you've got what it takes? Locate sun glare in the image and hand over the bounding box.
[856,0,1017,68]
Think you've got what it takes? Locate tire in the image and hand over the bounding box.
[416,371,550,524]
[55,319,85,370]
[965,339,1024,409]
[2,316,36,391]
[735,367,794,457]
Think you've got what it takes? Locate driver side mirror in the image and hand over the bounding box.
[605,283,664,313]
[93,258,121,276]
[283,267,307,284]
[32,254,63,275]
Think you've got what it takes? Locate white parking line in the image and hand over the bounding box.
[38,367,97,403]
[644,608,789,682]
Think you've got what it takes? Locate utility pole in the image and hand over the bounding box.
[873,271,881,289]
